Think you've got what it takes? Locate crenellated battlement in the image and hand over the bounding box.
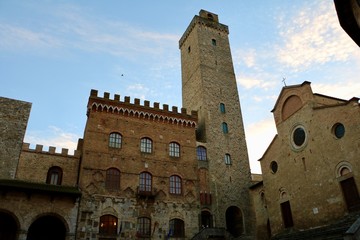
[88,89,198,128]
[22,143,80,158]
[179,10,229,48]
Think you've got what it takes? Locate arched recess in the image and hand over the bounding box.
[225,206,244,237]
[0,210,19,240]
[282,95,302,121]
[27,215,67,240]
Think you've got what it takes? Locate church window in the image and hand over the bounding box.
[220,103,226,113]
[291,125,307,149]
[99,215,117,236]
[139,172,152,192]
[197,146,207,161]
[188,46,191,53]
[332,123,345,139]
[222,122,229,134]
[109,132,122,148]
[169,218,185,237]
[225,154,231,165]
[170,175,182,195]
[46,166,62,185]
[140,137,152,153]
[270,161,278,173]
[169,142,180,157]
[105,168,120,190]
[212,39,217,46]
[137,217,151,237]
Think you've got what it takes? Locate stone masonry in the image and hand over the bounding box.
[179,10,255,238]
[0,97,31,179]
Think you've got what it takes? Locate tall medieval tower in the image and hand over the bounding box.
[179,10,254,237]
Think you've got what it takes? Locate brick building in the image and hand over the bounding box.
[0,10,255,240]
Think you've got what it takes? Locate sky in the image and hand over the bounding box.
[1,1,359,174]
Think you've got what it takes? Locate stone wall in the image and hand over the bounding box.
[17,143,81,186]
[0,97,31,179]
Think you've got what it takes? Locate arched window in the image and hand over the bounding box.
[137,217,151,237]
[170,175,182,195]
[169,218,185,237]
[220,103,226,113]
[139,172,152,192]
[46,166,63,185]
[109,132,122,148]
[99,215,117,236]
[140,137,152,153]
[225,154,231,165]
[197,146,207,161]
[222,122,229,134]
[169,142,180,157]
[106,168,120,190]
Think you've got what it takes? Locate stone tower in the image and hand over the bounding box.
[179,10,254,237]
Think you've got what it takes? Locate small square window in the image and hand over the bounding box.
[212,39,217,46]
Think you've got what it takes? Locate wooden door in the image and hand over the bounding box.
[280,201,294,228]
[340,177,360,211]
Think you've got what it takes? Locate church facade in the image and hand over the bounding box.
[252,81,360,239]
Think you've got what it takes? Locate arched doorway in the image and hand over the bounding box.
[27,215,66,240]
[225,206,243,237]
[0,211,18,240]
[201,210,213,228]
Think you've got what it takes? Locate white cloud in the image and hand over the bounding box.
[24,126,79,154]
[125,83,152,101]
[245,118,277,174]
[237,73,277,90]
[0,4,179,59]
[276,1,358,71]
[0,24,62,50]
[312,81,360,99]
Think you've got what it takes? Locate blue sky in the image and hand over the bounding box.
[1,1,359,174]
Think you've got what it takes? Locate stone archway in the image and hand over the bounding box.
[0,211,18,240]
[225,206,243,237]
[27,215,66,240]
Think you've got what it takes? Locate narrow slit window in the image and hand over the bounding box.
[225,154,232,165]
[222,122,229,134]
[220,103,226,113]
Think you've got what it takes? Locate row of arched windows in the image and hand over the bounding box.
[99,215,185,238]
[109,134,181,157]
[44,147,228,188]
[105,168,183,195]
